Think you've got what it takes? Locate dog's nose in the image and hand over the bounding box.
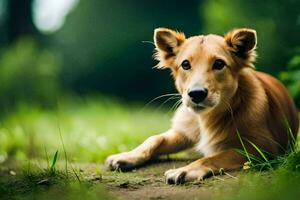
[188,88,208,104]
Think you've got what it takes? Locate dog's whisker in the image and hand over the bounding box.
[175,100,182,110]
[169,99,182,114]
[222,99,238,128]
[141,40,155,46]
[222,99,234,119]
[157,96,181,111]
[143,93,181,109]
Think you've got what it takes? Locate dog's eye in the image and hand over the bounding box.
[181,60,191,70]
[213,59,226,70]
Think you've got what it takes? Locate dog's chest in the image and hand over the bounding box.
[195,123,216,156]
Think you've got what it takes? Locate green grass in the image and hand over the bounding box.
[0,166,112,200]
[235,119,299,171]
[0,95,171,163]
[0,95,172,199]
[213,151,300,200]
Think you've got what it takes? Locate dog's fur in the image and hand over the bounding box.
[105,28,299,184]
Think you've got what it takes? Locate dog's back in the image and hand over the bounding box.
[255,71,299,152]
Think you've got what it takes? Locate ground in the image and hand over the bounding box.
[3,154,300,200]
[102,158,215,200]
[1,157,243,200]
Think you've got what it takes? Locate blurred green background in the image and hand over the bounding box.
[0,0,299,107]
[0,0,299,163]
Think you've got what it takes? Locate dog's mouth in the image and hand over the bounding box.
[183,94,218,112]
[186,101,217,113]
[190,104,206,112]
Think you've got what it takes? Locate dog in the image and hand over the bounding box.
[105,28,299,184]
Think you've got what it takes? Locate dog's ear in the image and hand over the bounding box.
[154,28,185,69]
[225,28,257,58]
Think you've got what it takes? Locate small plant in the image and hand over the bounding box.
[235,130,275,171]
[50,150,59,175]
[284,118,297,153]
[245,139,273,170]
[235,119,299,172]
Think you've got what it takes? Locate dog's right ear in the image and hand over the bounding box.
[153,28,185,69]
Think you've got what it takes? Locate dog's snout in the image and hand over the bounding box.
[188,88,208,104]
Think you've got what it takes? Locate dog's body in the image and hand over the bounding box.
[106,28,299,184]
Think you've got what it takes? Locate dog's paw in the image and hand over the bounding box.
[105,152,141,171]
[164,168,187,185]
[164,166,209,185]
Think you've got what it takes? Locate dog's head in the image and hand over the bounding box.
[153,28,257,113]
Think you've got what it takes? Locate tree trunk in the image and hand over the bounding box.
[7,0,38,43]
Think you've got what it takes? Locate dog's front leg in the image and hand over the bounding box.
[105,130,193,170]
[165,149,246,184]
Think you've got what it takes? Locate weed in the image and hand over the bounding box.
[50,150,59,175]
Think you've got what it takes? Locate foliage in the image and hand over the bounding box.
[280,48,300,107]
[52,0,201,100]
[0,37,61,110]
[202,0,300,76]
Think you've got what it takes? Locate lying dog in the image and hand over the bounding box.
[106,28,299,184]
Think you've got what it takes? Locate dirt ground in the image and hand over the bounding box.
[95,158,239,200]
[0,158,240,200]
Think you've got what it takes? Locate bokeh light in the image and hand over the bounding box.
[33,0,79,33]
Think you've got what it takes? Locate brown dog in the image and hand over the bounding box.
[105,28,299,184]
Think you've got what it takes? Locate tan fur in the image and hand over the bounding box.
[105,28,299,184]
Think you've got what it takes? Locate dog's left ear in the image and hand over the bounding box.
[225,28,257,58]
[153,28,186,69]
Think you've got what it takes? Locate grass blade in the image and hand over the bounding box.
[284,118,297,152]
[235,149,262,163]
[59,127,68,175]
[70,164,81,183]
[44,147,50,169]
[236,130,251,162]
[245,139,273,170]
[50,150,59,172]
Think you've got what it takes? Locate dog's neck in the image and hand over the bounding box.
[232,68,268,119]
